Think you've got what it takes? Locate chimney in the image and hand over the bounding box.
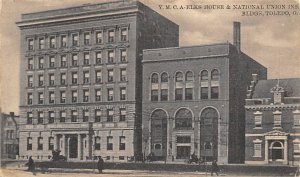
[233,21,241,53]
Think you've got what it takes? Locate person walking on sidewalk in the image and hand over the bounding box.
[97,156,104,174]
[211,160,219,176]
[25,156,36,175]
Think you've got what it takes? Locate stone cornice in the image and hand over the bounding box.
[245,103,300,110]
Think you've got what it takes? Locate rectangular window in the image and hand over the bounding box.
[60,73,66,85]
[175,88,183,100]
[95,70,102,84]
[49,91,55,104]
[121,28,128,41]
[48,137,54,150]
[176,136,191,143]
[120,49,127,62]
[48,111,55,124]
[83,71,90,84]
[49,56,55,68]
[95,137,101,150]
[50,36,56,48]
[294,143,300,155]
[95,109,101,122]
[151,90,158,101]
[254,143,262,157]
[39,38,45,49]
[108,50,114,64]
[120,108,126,121]
[27,137,32,150]
[61,55,67,67]
[120,68,127,81]
[274,113,282,128]
[294,114,300,127]
[120,87,126,101]
[83,110,89,122]
[27,93,33,105]
[201,87,208,99]
[38,75,44,86]
[107,88,114,101]
[108,69,114,82]
[72,90,77,103]
[72,72,78,84]
[60,111,66,122]
[38,111,44,124]
[72,34,79,46]
[84,32,90,45]
[72,54,78,66]
[60,91,66,103]
[28,75,33,87]
[61,35,67,47]
[71,110,78,122]
[107,136,113,150]
[38,137,43,150]
[84,53,90,65]
[95,51,102,64]
[211,87,219,99]
[28,58,34,70]
[38,92,44,104]
[255,115,262,128]
[119,136,126,150]
[39,57,44,69]
[83,90,89,102]
[108,30,115,43]
[161,89,168,101]
[107,109,114,122]
[28,39,34,50]
[95,89,101,101]
[27,112,33,124]
[185,88,193,100]
[96,31,103,44]
[49,74,55,86]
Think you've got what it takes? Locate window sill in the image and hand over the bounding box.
[252,156,262,158]
[253,127,263,129]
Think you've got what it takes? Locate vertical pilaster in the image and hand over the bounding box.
[284,139,288,165]
[264,140,268,163]
[78,134,81,160]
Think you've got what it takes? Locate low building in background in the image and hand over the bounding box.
[245,78,300,165]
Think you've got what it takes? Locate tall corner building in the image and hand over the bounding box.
[16,0,178,161]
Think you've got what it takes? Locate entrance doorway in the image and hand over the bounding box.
[269,141,284,162]
[176,146,191,159]
[69,137,78,158]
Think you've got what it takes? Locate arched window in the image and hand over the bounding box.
[161,73,168,83]
[175,72,183,82]
[200,70,208,81]
[151,109,168,157]
[211,69,219,80]
[186,71,194,81]
[175,108,193,129]
[151,73,159,83]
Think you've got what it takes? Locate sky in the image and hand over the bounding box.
[0,0,299,114]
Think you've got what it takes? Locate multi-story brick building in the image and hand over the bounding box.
[245,78,300,165]
[16,0,178,161]
[142,22,267,164]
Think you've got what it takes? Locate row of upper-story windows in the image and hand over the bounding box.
[27,87,127,105]
[27,68,127,87]
[150,69,220,101]
[26,107,127,125]
[27,49,127,70]
[253,110,300,128]
[27,27,128,51]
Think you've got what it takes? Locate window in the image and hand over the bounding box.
[175,108,193,129]
[95,137,101,150]
[211,87,219,99]
[107,136,113,150]
[84,53,90,65]
[83,110,89,122]
[28,39,34,50]
[95,89,101,101]
[38,75,44,86]
[200,70,209,81]
[294,142,300,155]
[28,58,34,70]
[27,137,32,150]
[84,32,90,45]
[38,92,44,104]
[175,88,183,100]
[108,50,114,64]
[39,38,45,49]
[108,69,114,82]
[95,109,101,122]
[72,34,79,46]
[61,35,67,47]
[185,88,193,100]
[201,87,208,99]
[96,31,103,44]
[176,136,191,143]
[161,89,168,101]
[60,91,66,103]
[107,88,114,101]
[38,111,44,124]
[119,136,126,150]
[175,72,183,82]
[28,75,33,87]
[211,69,219,80]
[161,73,168,83]
[72,54,78,66]
[71,110,78,122]
[72,90,77,103]
[27,93,33,105]
[60,73,66,85]
[49,91,55,104]
[60,111,66,122]
[151,90,158,101]
[49,74,55,86]
[254,112,262,128]
[83,90,89,102]
[50,36,56,48]
[186,71,193,81]
[39,57,44,69]
[95,70,102,83]
[107,109,114,122]
[121,28,128,41]
[49,56,55,68]
[254,143,262,157]
[48,111,55,124]
[95,52,102,64]
[120,68,127,81]
[120,87,126,101]
[151,73,159,83]
[83,71,90,84]
[273,111,282,128]
[119,108,126,121]
[27,112,33,124]
[48,137,54,150]
[120,49,127,62]
[294,111,300,127]
[108,30,115,43]
[72,72,78,84]
[61,55,67,67]
[38,137,43,150]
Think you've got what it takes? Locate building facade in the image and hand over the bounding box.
[17,0,178,161]
[245,78,300,165]
[142,23,267,164]
[0,112,19,159]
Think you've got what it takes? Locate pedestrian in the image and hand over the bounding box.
[25,156,36,175]
[211,160,219,176]
[97,156,104,174]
